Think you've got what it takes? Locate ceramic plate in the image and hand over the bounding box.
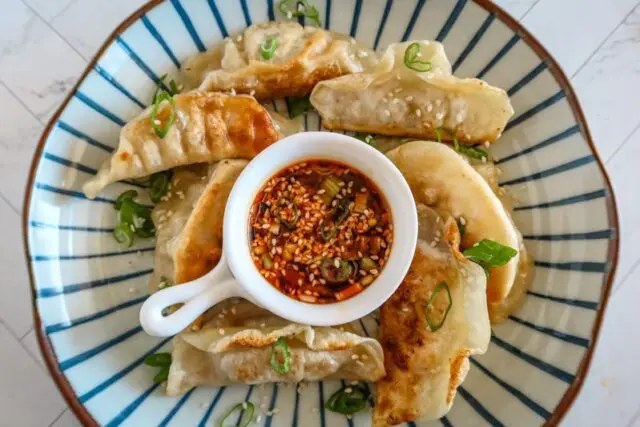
[23,0,619,426]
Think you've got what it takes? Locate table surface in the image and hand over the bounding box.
[1,0,638,426]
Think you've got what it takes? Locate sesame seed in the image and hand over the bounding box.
[384,110,391,117]
[405,96,414,102]
[219,328,225,335]
[415,109,422,117]
[351,354,359,360]
[345,387,353,393]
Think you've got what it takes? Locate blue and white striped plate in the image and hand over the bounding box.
[23,0,619,426]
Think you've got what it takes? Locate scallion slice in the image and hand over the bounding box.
[424,281,452,332]
[144,352,172,367]
[436,127,488,160]
[270,337,292,374]
[144,352,172,384]
[115,190,138,210]
[404,42,432,72]
[155,73,180,99]
[260,37,278,60]
[112,222,134,247]
[355,133,377,147]
[150,91,176,138]
[286,95,313,118]
[219,402,255,427]
[149,171,172,203]
[463,239,518,270]
[326,385,370,414]
[278,0,321,26]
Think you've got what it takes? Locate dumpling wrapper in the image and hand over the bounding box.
[374,205,490,425]
[168,300,385,395]
[311,41,514,144]
[148,162,385,393]
[386,141,521,303]
[184,21,377,101]
[83,92,279,198]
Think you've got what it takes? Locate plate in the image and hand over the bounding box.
[23,0,619,425]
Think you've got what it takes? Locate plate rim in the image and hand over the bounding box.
[20,1,620,426]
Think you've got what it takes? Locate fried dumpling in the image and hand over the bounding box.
[148,161,385,393]
[374,205,490,425]
[168,300,385,395]
[386,141,521,303]
[82,92,279,198]
[184,21,377,101]
[150,159,247,292]
[311,41,514,144]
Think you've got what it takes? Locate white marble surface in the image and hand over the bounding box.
[0,0,638,425]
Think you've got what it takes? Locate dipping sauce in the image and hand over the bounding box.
[249,160,393,303]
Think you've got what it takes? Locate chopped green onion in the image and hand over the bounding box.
[158,276,173,289]
[424,281,452,332]
[319,258,354,284]
[262,253,274,270]
[150,91,176,138]
[326,385,370,414]
[274,200,300,229]
[149,171,172,203]
[219,402,255,427]
[355,133,377,147]
[155,73,180,100]
[260,37,278,60]
[436,127,488,160]
[278,0,321,26]
[144,352,172,367]
[332,198,351,224]
[286,95,313,118]
[153,367,170,384]
[360,257,376,271]
[319,219,337,242]
[145,352,172,384]
[463,239,518,270]
[115,190,138,210]
[270,337,292,374]
[319,175,342,204]
[404,42,432,72]
[112,222,134,247]
[457,144,488,160]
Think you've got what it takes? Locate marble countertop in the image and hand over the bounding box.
[1,0,638,426]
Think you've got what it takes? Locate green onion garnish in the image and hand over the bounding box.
[155,73,180,99]
[463,239,518,272]
[149,171,172,203]
[219,402,255,427]
[112,222,134,247]
[260,37,278,60]
[355,133,377,147]
[424,281,452,332]
[144,352,172,367]
[144,352,172,384]
[270,337,292,374]
[326,385,370,414]
[278,0,321,26]
[404,42,432,72]
[286,95,313,118]
[115,190,138,210]
[436,127,488,160]
[113,191,155,246]
[150,90,176,138]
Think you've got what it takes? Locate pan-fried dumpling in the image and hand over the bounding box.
[386,141,521,303]
[311,41,514,144]
[168,300,385,395]
[82,92,279,198]
[148,161,385,393]
[184,22,377,101]
[150,160,247,292]
[374,205,490,425]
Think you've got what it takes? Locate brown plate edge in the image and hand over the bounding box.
[19,1,620,426]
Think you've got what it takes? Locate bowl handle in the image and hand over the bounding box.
[139,256,244,337]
